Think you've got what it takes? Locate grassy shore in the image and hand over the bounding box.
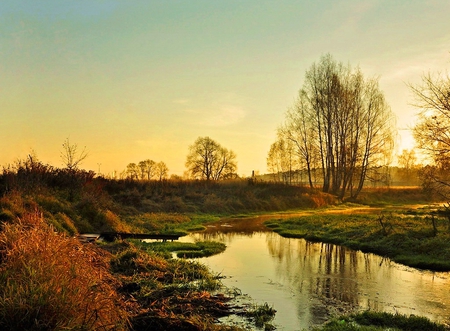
[311,311,448,331]
[265,203,450,271]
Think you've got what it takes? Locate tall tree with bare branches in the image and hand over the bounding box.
[411,70,450,199]
[281,54,395,199]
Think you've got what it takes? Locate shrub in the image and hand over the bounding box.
[54,212,78,235]
[103,210,132,233]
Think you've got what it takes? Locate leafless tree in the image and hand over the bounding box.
[280,91,319,188]
[397,149,417,170]
[282,54,395,199]
[60,138,88,171]
[155,161,169,181]
[185,136,237,181]
[126,163,139,180]
[411,70,450,199]
[267,135,297,184]
[138,159,156,180]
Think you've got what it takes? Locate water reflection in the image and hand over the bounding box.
[185,217,450,330]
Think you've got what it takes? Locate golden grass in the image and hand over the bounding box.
[0,210,130,330]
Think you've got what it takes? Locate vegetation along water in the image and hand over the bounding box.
[1,158,450,330]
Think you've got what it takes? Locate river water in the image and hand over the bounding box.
[181,216,450,330]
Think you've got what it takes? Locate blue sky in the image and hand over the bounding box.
[1,1,449,176]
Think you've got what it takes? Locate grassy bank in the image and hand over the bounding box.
[265,204,450,271]
[311,311,448,331]
[0,158,335,236]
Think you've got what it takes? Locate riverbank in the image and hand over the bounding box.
[312,311,448,331]
[0,161,447,329]
[265,204,450,271]
[185,214,450,330]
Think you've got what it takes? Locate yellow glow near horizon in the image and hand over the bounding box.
[1,1,449,176]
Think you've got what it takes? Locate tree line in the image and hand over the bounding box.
[125,160,169,181]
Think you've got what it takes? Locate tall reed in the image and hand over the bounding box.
[0,211,129,330]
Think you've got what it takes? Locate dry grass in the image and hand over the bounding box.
[0,210,130,330]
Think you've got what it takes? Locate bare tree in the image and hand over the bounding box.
[185,136,237,181]
[398,149,415,169]
[412,71,450,163]
[138,159,156,180]
[126,163,139,180]
[280,91,319,188]
[281,54,395,199]
[267,136,297,184]
[411,70,450,198]
[60,138,88,171]
[155,161,169,181]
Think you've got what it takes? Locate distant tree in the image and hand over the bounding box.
[155,161,169,181]
[170,174,183,181]
[126,163,139,180]
[138,159,156,180]
[138,161,147,180]
[397,149,417,170]
[281,54,395,199]
[267,136,297,184]
[185,136,237,181]
[280,94,319,188]
[411,69,450,198]
[60,138,88,171]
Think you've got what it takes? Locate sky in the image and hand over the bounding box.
[1,1,450,177]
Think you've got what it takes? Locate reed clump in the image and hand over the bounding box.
[0,211,130,331]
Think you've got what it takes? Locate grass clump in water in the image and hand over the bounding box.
[245,302,276,329]
[137,240,227,258]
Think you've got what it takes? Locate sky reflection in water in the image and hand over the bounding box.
[182,217,450,330]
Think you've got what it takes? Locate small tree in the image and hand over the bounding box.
[137,159,156,180]
[60,138,88,171]
[155,161,169,181]
[267,136,297,184]
[185,136,237,181]
[126,163,139,180]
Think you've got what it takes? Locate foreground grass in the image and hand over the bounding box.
[0,210,265,330]
[311,311,449,331]
[266,208,450,271]
[0,211,130,331]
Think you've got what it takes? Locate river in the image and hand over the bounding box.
[180,216,450,330]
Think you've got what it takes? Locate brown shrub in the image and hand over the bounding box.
[0,211,130,330]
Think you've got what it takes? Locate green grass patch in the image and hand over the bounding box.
[139,240,227,258]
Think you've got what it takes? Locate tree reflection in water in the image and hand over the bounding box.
[186,217,450,330]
